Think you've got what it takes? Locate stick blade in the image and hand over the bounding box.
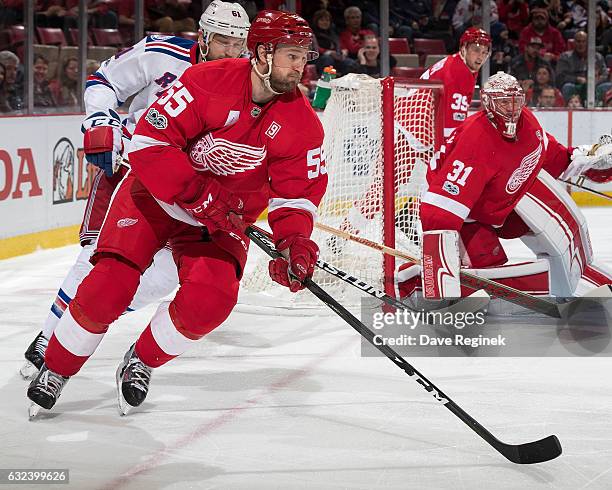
[500,435,562,464]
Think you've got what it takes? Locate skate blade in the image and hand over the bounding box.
[115,364,132,416]
[28,402,42,420]
[20,361,39,381]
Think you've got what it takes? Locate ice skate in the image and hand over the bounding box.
[20,332,48,380]
[27,364,69,419]
[116,344,153,416]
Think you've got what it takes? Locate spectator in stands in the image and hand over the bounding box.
[566,92,583,108]
[147,0,196,33]
[490,27,518,74]
[339,6,376,59]
[452,0,499,38]
[498,0,529,40]
[404,2,454,51]
[509,36,553,87]
[312,9,359,76]
[536,86,563,107]
[89,0,119,29]
[556,30,611,103]
[0,0,24,27]
[33,54,56,108]
[595,4,611,48]
[86,59,100,76]
[50,56,79,107]
[556,0,587,33]
[546,0,566,29]
[0,50,24,111]
[35,0,78,30]
[603,88,612,107]
[118,0,139,28]
[0,63,12,112]
[525,65,564,107]
[356,35,396,78]
[518,7,565,64]
[602,23,612,56]
[388,0,430,41]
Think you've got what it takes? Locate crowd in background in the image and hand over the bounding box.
[300,0,612,108]
[0,0,611,113]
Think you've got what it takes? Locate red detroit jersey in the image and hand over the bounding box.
[129,58,327,237]
[421,53,478,138]
[422,108,556,230]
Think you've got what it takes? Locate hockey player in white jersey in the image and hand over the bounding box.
[20,1,250,379]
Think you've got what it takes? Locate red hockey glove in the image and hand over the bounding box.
[269,235,319,292]
[177,177,244,234]
[82,109,126,177]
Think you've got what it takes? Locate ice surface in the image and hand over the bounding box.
[1,209,611,489]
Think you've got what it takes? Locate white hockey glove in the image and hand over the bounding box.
[81,109,127,177]
[561,134,612,180]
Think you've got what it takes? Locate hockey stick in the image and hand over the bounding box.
[559,179,612,201]
[246,225,562,464]
[248,225,490,319]
[315,221,612,318]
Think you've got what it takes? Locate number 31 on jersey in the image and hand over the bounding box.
[443,159,472,195]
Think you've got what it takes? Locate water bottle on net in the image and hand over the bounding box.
[312,66,337,109]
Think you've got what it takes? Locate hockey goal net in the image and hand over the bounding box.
[238,74,443,310]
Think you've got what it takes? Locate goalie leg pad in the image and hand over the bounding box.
[582,263,612,287]
[421,230,461,299]
[463,260,550,296]
[515,170,592,296]
[395,262,422,299]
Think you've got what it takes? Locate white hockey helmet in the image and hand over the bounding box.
[481,72,525,140]
[199,1,250,40]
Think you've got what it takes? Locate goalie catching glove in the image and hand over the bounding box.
[82,109,128,177]
[176,176,244,234]
[561,134,612,180]
[269,235,319,292]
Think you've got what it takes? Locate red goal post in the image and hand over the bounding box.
[380,76,444,297]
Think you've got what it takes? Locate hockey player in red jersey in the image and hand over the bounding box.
[19,1,251,380]
[330,28,491,252]
[26,10,327,417]
[421,26,491,139]
[409,72,612,301]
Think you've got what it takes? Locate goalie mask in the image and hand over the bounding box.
[481,72,525,140]
[248,10,318,94]
[198,1,250,60]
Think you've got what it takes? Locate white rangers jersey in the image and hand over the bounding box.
[84,35,198,132]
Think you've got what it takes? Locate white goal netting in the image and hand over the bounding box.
[238,74,442,311]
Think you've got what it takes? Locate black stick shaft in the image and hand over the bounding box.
[246,226,561,464]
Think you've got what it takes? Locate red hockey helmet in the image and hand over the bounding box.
[247,10,317,60]
[481,72,525,140]
[460,27,492,49]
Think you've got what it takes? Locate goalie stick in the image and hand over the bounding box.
[249,225,490,320]
[246,225,562,464]
[560,178,612,201]
[315,222,612,318]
